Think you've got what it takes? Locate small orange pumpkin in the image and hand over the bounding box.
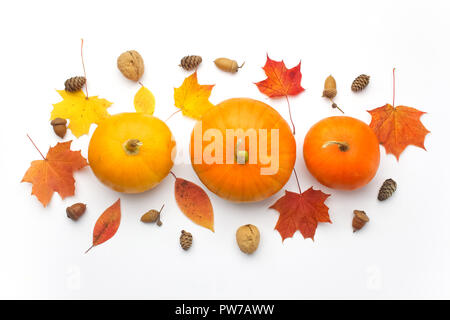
[88,113,175,193]
[190,98,296,202]
[303,116,380,190]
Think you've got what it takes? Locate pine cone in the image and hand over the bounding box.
[64,76,86,92]
[180,55,202,71]
[378,178,397,201]
[180,230,193,250]
[351,74,370,92]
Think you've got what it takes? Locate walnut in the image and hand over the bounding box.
[117,50,144,81]
[236,224,260,254]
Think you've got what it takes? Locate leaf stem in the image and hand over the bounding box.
[285,96,296,135]
[85,245,94,254]
[169,171,177,179]
[26,134,46,160]
[293,168,301,194]
[392,67,396,107]
[165,109,181,122]
[81,38,88,99]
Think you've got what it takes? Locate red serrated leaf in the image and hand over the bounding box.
[86,199,121,253]
[21,140,88,207]
[269,188,331,241]
[255,55,304,98]
[368,104,429,160]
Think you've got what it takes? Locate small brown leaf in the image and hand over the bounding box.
[86,199,121,253]
[174,177,214,232]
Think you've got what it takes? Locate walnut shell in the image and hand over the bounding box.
[236,224,260,254]
[117,50,144,81]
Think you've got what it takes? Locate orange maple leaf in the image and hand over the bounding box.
[368,104,429,160]
[269,188,331,241]
[255,55,304,98]
[22,140,88,207]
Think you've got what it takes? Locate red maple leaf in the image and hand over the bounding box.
[255,55,304,98]
[22,138,88,206]
[270,188,331,241]
[255,55,304,134]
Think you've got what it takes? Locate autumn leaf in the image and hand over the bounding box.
[86,199,121,253]
[174,71,215,119]
[22,140,88,207]
[269,188,331,241]
[255,55,304,134]
[134,85,155,115]
[255,54,304,98]
[174,176,214,232]
[51,90,112,138]
[368,104,429,160]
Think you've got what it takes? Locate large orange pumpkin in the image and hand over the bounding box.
[303,116,380,190]
[190,98,296,202]
[88,113,175,193]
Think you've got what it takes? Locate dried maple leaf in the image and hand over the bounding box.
[255,54,304,98]
[270,188,331,241]
[51,90,112,138]
[174,175,214,232]
[173,71,215,119]
[255,55,304,134]
[86,199,121,253]
[22,140,88,207]
[134,85,155,115]
[368,104,429,160]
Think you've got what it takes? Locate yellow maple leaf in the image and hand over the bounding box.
[51,90,112,138]
[134,85,155,115]
[174,71,215,119]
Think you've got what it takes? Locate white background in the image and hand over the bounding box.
[0,0,449,299]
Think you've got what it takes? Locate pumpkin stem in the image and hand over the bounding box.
[123,139,143,155]
[322,141,349,152]
[235,139,249,164]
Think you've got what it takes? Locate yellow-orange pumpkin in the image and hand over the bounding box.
[88,113,175,193]
[190,98,296,202]
[303,116,380,190]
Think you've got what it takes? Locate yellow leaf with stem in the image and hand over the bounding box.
[51,90,112,138]
[134,85,155,115]
[173,71,215,119]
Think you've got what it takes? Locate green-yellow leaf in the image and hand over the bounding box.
[51,90,112,138]
[134,85,155,115]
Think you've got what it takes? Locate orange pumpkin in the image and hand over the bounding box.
[303,116,380,190]
[88,113,175,193]
[190,98,296,202]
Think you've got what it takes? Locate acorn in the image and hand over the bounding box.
[140,204,164,226]
[66,203,86,221]
[322,75,337,99]
[51,118,67,138]
[214,58,244,73]
[352,210,369,232]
